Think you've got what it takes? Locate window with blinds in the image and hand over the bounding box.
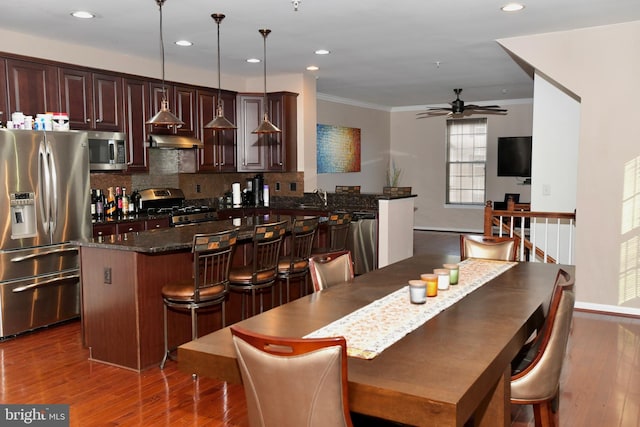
[446,118,487,205]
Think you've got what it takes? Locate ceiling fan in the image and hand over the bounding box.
[416,88,507,118]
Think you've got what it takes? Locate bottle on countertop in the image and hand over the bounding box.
[115,186,122,218]
[95,189,104,220]
[90,189,97,220]
[105,187,116,218]
[128,189,137,214]
[122,188,129,215]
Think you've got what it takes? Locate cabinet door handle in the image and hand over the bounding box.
[86,118,91,123]
[96,118,102,123]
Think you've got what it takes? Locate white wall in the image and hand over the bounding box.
[530,73,579,212]
[316,99,390,193]
[389,102,533,232]
[500,21,640,314]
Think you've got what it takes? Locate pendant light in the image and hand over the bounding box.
[252,29,281,134]
[146,0,184,127]
[205,13,236,129]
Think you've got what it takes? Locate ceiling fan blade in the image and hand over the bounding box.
[416,110,452,118]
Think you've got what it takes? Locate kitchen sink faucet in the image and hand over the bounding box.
[314,188,327,207]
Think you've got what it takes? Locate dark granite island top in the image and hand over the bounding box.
[73,214,299,253]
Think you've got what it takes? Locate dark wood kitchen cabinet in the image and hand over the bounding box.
[6,58,59,116]
[150,83,197,138]
[267,91,298,172]
[0,58,7,122]
[59,68,123,131]
[236,92,297,172]
[197,89,236,172]
[123,78,150,172]
[236,93,266,172]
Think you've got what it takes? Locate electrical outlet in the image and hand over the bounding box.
[275,182,281,191]
[196,184,201,193]
[103,267,112,284]
[290,182,297,191]
[543,184,551,196]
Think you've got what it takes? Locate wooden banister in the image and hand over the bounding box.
[484,201,576,264]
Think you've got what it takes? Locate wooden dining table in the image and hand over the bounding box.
[178,254,573,426]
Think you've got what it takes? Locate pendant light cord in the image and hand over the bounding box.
[158,0,167,102]
[216,18,223,110]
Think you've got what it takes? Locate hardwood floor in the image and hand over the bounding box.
[0,230,638,426]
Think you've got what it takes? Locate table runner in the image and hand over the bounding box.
[304,258,517,359]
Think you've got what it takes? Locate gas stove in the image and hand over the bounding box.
[138,188,217,226]
[169,206,216,226]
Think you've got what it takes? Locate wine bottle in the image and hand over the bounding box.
[122,188,129,215]
[95,189,104,220]
[115,186,122,218]
[106,187,116,218]
[129,190,138,214]
[90,189,97,220]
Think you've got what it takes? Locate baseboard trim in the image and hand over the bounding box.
[413,226,482,234]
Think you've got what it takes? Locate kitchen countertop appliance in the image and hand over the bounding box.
[138,188,216,226]
[0,129,91,339]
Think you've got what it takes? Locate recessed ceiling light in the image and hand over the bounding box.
[71,11,95,19]
[175,40,193,47]
[247,58,261,63]
[306,66,319,71]
[315,49,330,55]
[501,3,525,12]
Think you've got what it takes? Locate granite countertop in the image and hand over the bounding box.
[75,214,299,253]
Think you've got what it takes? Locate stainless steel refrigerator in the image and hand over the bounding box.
[0,129,91,338]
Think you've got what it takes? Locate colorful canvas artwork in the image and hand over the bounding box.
[317,124,361,173]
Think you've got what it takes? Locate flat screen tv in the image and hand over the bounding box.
[497,136,532,177]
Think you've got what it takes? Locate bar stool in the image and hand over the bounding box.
[160,229,238,369]
[229,220,287,319]
[277,216,319,302]
[312,212,352,255]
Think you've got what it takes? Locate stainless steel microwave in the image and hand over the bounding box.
[87,131,127,171]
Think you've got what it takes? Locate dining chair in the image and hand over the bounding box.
[277,216,319,303]
[309,250,355,292]
[160,229,238,369]
[510,269,575,427]
[312,212,352,255]
[230,325,353,427]
[229,220,287,319]
[459,234,519,261]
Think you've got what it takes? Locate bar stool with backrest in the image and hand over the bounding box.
[459,234,519,261]
[510,269,575,427]
[160,229,238,369]
[230,325,353,427]
[277,216,319,303]
[309,250,355,292]
[229,220,287,319]
[312,212,352,255]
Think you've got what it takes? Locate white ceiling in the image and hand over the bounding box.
[2,0,640,109]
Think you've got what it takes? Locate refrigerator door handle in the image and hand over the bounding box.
[12,273,80,293]
[38,140,51,233]
[46,140,58,233]
[10,246,79,263]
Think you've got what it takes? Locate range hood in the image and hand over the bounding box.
[148,134,203,149]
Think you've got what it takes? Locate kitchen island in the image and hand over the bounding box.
[75,215,299,371]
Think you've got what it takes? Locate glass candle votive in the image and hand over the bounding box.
[408,280,427,304]
[433,268,450,291]
[443,263,459,285]
[420,273,438,297]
